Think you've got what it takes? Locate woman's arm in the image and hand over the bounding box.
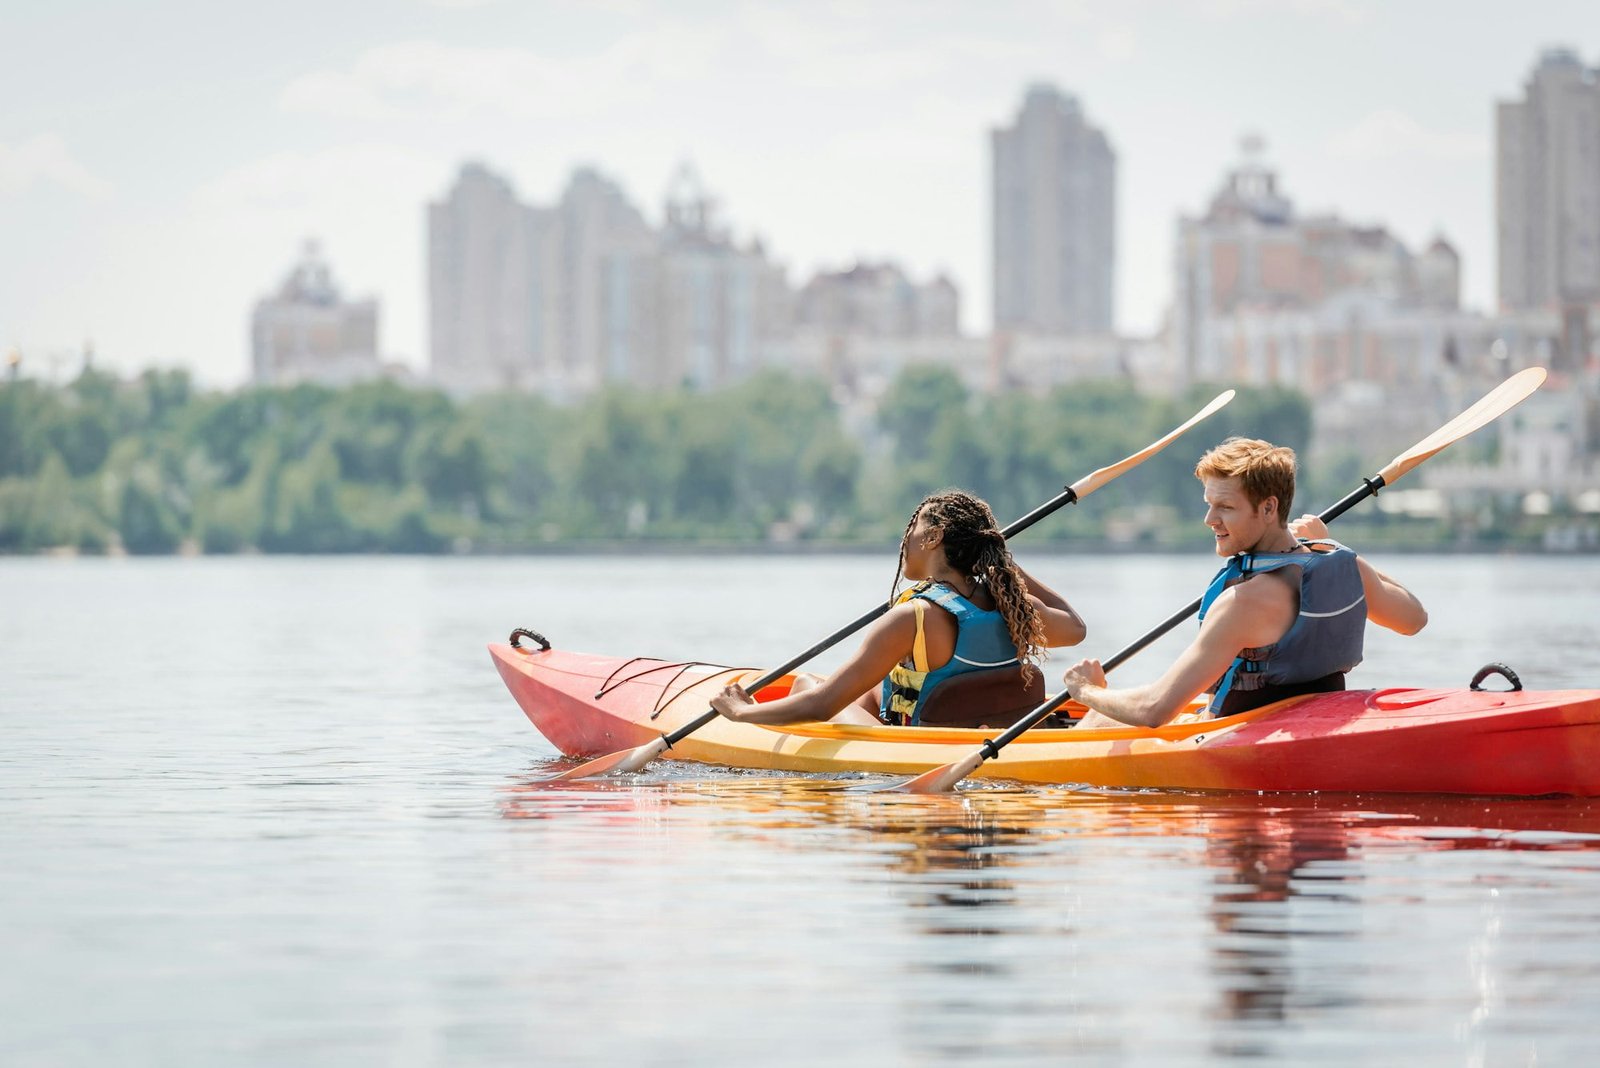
[710,604,917,725]
[1014,563,1088,648]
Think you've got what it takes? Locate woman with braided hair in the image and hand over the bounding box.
[710,490,1086,726]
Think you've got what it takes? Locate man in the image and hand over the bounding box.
[1061,437,1427,728]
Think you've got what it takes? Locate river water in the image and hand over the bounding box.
[4,552,1600,1066]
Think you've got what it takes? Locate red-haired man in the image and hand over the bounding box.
[1062,437,1427,728]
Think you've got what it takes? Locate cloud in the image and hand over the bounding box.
[1323,108,1487,162]
[1199,0,1371,22]
[1096,25,1139,63]
[279,31,724,122]
[192,143,440,216]
[0,134,114,200]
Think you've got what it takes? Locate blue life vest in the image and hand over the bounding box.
[879,582,1020,726]
[1198,539,1366,717]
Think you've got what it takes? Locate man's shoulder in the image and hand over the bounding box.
[1205,570,1298,643]
[1214,566,1297,604]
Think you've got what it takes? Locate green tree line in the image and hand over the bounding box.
[0,365,1326,554]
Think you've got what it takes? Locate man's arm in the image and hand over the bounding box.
[1355,557,1428,635]
[1061,576,1296,728]
[1290,515,1427,635]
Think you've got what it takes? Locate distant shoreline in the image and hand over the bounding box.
[4,539,1588,559]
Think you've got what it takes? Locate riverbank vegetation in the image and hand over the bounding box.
[0,365,1549,555]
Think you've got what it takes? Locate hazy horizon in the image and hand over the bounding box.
[4,0,1598,387]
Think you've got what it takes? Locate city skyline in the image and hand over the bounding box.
[3,1,1599,386]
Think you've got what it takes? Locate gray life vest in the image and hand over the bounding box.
[1197,539,1366,716]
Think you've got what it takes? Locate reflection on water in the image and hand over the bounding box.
[504,763,1600,1063]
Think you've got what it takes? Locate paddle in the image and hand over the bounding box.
[893,366,1550,793]
[542,389,1237,780]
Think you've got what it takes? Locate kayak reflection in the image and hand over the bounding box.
[502,768,1600,1058]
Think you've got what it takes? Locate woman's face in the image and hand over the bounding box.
[901,509,943,579]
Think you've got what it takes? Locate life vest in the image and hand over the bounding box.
[1198,539,1366,717]
[879,582,1020,726]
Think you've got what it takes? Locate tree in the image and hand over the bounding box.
[263,442,356,552]
[877,365,969,462]
[117,464,184,554]
[569,388,675,535]
[800,432,862,526]
[409,422,491,514]
[0,381,51,477]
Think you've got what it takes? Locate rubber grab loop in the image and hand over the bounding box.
[1469,662,1523,692]
[510,627,551,651]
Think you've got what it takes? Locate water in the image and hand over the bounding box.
[4,552,1600,1066]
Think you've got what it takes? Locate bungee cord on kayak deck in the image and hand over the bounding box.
[599,659,752,720]
[510,628,752,722]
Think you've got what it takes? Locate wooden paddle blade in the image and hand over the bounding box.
[1380,367,1547,486]
[887,751,986,794]
[1068,389,1235,500]
[543,736,670,781]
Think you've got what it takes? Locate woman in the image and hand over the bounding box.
[710,489,1087,726]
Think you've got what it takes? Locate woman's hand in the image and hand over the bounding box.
[710,683,757,722]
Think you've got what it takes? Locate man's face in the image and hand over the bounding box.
[1201,476,1277,557]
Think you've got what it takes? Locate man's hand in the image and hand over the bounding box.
[1288,514,1330,541]
[1061,658,1107,701]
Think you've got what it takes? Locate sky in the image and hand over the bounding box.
[3,0,1599,387]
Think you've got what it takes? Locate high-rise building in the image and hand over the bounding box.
[428,163,655,395]
[428,163,544,392]
[1496,48,1600,370]
[429,161,792,395]
[552,167,655,392]
[250,242,380,387]
[991,84,1116,336]
[591,164,794,391]
[1497,49,1600,312]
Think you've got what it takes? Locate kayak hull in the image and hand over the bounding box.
[489,643,1600,797]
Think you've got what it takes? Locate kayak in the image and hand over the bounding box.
[489,642,1600,797]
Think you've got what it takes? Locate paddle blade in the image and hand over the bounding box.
[1381,367,1547,485]
[887,751,986,794]
[543,736,670,781]
[1068,389,1235,500]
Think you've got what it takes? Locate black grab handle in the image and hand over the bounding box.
[510,628,551,651]
[1469,662,1523,692]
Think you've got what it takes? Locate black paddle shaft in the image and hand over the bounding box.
[967,473,1391,762]
[659,485,1083,748]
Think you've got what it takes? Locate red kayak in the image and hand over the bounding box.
[490,642,1600,797]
